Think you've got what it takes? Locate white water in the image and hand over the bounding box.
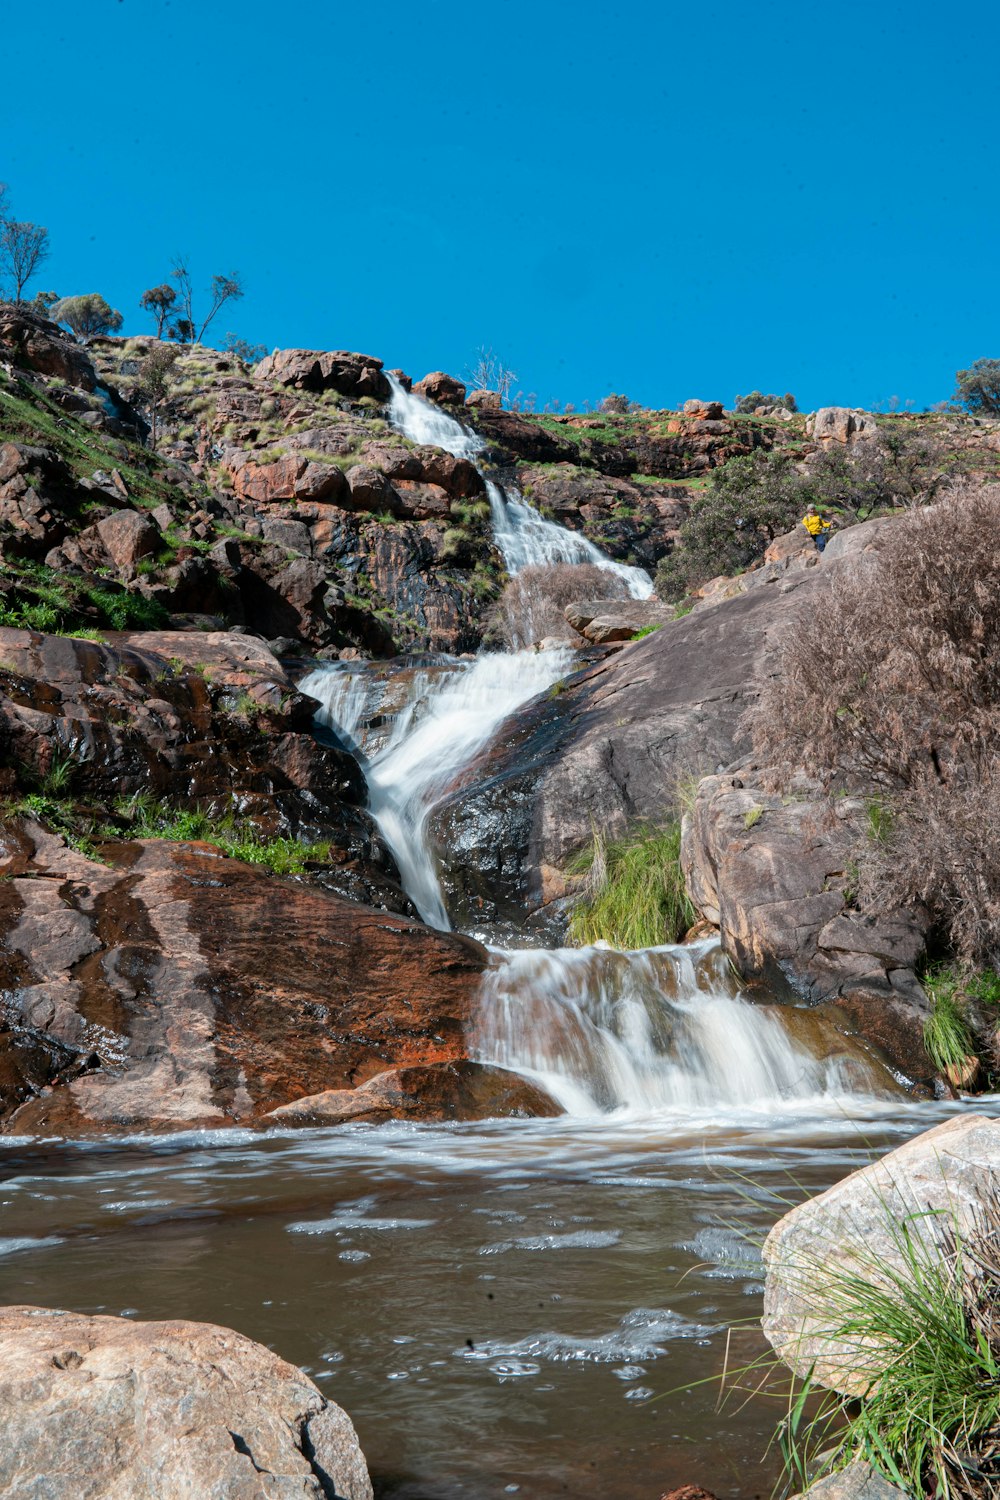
[386,375,653,598]
[474,938,896,1117]
[295,377,893,1118]
[301,647,573,930]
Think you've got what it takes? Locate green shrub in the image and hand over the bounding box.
[631,622,662,640]
[568,823,694,949]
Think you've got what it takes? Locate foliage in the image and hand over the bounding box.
[224,332,268,364]
[139,283,176,337]
[113,795,331,875]
[133,345,179,450]
[748,486,1000,967]
[487,561,629,649]
[631,622,663,640]
[954,359,1000,417]
[921,965,978,1078]
[733,390,798,413]
[773,1199,1000,1500]
[655,450,810,601]
[568,823,694,949]
[599,393,639,414]
[465,345,517,406]
[50,293,123,339]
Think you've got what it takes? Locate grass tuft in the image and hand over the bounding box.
[568,822,694,949]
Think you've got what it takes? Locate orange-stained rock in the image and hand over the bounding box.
[267,1061,561,1125]
[0,830,495,1134]
[414,371,466,406]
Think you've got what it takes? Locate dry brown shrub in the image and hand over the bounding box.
[488,562,630,649]
[747,485,1000,964]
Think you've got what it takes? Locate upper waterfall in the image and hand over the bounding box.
[386,376,654,598]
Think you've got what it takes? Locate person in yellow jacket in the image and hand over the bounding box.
[801,504,832,552]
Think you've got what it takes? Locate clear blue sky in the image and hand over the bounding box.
[3,0,995,412]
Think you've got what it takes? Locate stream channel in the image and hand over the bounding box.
[2,384,997,1499]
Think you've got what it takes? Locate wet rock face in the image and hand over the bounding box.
[517,465,685,569]
[0,1306,373,1500]
[267,1060,562,1125]
[0,828,492,1134]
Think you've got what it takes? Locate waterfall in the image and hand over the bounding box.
[301,648,574,931]
[386,376,653,599]
[472,939,895,1116]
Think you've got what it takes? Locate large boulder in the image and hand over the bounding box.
[0,306,97,391]
[807,407,879,447]
[254,348,390,401]
[413,371,466,406]
[762,1115,1000,1394]
[0,826,494,1134]
[0,1305,372,1499]
[790,1466,907,1500]
[564,598,675,644]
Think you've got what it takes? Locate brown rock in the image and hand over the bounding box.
[564,599,674,643]
[345,464,399,513]
[254,348,390,401]
[682,398,725,420]
[268,1060,562,1124]
[414,371,467,406]
[467,388,502,408]
[659,1488,719,1500]
[0,830,492,1134]
[96,510,159,572]
[0,1305,372,1499]
[807,406,879,447]
[0,306,96,391]
[229,453,347,505]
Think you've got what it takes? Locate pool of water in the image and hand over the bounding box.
[1,1097,993,1499]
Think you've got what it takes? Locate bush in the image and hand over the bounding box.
[50,294,123,339]
[568,823,694,949]
[748,485,1000,967]
[733,390,798,413]
[488,561,629,649]
[954,358,1000,417]
[655,450,810,601]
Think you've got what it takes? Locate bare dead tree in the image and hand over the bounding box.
[466,345,518,407]
[1,220,50,302]
[166,259,243,344]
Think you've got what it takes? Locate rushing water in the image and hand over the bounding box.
[301,647,574,930]
[387,376,653,598]
[2,370,988,1500]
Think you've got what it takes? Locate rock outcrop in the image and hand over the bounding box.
[413,371,466,406]
[0,1305,372,1499]
[0,826,493,1134]
[682,773,930,1080]
[253,347,390,401]
[806,406,879,447]
[762,1115,1000,1393]
[267,1059,562,1125]
[564,597,675,643]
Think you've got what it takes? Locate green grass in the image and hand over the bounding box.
[568,822,694,949]
[631,622,663,640]
[112,795,331,875]
[771,1201,1000,1500]
[920,962,991,1083]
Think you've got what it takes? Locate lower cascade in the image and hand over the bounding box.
[473,939,896,1115]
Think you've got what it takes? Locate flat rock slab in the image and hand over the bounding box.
[0,1305,372,1499]
[791,1462,908,1500]
[762,1114,1000,1394]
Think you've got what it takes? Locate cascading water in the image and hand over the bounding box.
[386,375,653,598]
[296,371,890,1118]
[301,647,574,931]
[473,938,896,1116]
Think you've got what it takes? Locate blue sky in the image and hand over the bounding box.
[2,0,995,411]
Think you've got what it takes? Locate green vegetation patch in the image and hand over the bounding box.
[568,822,694,949]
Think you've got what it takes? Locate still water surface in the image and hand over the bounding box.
[2,1099,995,1499]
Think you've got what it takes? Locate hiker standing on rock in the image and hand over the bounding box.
[801,504,832,552]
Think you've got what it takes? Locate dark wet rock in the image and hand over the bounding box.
[517,464,684,569]
[267,1060,562,1125]
[0,829,492,1134]
[0,1305,373,1499]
